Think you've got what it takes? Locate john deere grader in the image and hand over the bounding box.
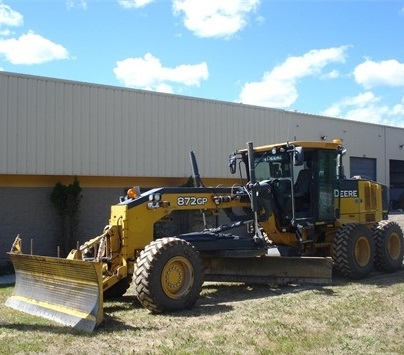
[6,140,404,331]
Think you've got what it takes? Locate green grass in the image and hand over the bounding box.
[1,271,404,355]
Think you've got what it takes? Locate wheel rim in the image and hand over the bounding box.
[388,232,401,260]
[354,236,371,267]
[161,256,194,299]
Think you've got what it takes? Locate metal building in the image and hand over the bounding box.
[1,71,403,266]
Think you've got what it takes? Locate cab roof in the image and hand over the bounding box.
[237,139,343,154]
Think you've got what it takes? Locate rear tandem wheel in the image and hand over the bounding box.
[373,220,404,272]
[134,237,204,313]
[333,223,375,279]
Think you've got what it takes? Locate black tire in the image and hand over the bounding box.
[103,276,132,299]
[333,224,375,279]
[134,237,204,313]
[373,220,404,272]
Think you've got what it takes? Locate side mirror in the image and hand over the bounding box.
[229,155,237,174]
[294,147,304,166]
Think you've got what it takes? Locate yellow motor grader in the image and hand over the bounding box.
[6,139,404,332]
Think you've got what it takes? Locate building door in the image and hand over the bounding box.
[390,160,404,210]
[350,157,376,181]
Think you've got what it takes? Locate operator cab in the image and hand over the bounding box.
[232,142,342,229]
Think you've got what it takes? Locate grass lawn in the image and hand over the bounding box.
[1,269,404,355]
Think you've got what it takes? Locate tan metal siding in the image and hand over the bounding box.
[1,75,16,173]
[0,75,7,172]
[44,80,56,174]
[1,71,404,184]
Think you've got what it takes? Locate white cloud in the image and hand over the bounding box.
[0,3,23,28]
[118,0,154,9]
[172,0,260,38]
[0,3,69,65]
[0,28,10,36]
[391,97,404,117]
[321,69,340,80]
[66,0,88,10]
[322,92,404,127]
[0,31,69,64]
[238,46,348,108]
[155,83,174,94]
[113,52,209,92]
[354,59,404,89]
[322,92,378,118]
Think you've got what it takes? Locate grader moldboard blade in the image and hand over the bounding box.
[6,253,103,332]
[203,255,333,285]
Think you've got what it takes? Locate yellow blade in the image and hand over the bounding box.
[6,253,103,332]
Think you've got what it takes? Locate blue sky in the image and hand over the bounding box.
[0,0,403,127]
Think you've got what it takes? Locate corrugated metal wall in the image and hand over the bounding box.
[1,71,404,183]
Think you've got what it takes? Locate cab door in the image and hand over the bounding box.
[316,149,338,221]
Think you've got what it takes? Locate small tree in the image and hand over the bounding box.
[50,176,82,256]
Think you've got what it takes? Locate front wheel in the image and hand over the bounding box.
[134,237,204,313]
[333,224,375,279]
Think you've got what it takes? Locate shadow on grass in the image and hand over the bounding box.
[198,281,336,307]
[333,266,404,288]
[2,266,403,333]
[103,295,141,311]
[101,266,404,321]
[0,311,147,335]
[160,266,404,318]
[97,315,155,333]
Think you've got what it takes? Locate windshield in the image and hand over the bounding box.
[254,152,291,181]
